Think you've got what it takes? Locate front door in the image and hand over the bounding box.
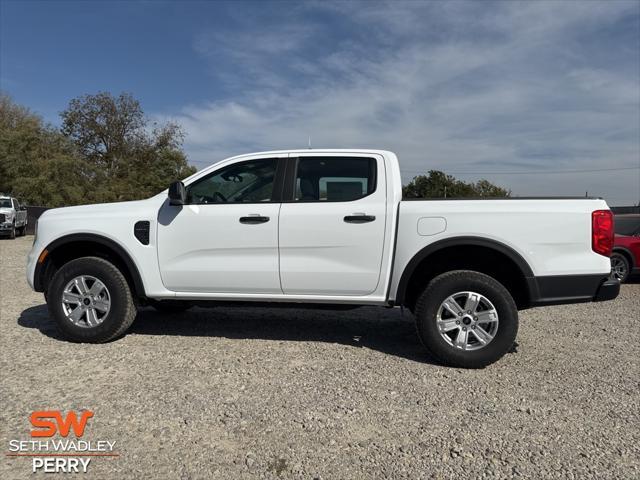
[157,157,284,293]
[278,154,387,296]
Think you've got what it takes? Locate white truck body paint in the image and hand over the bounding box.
[27,150,612,306]
[417,217,447,236]
[279,152,388,296]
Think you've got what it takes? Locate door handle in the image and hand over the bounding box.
[239,215,270,224]
[344,214,376,224]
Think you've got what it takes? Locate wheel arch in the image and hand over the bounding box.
[395,236,534,310]
[35,233,146,298]
[612,247,635,269]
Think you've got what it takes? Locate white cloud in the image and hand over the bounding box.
[159,0,640,205]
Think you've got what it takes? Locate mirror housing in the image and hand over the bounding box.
[168,181,186,206]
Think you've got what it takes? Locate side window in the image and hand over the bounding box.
[186,158,278,204]
[614,216,640,236]
[294,157,376,202]
[12,199,19,209]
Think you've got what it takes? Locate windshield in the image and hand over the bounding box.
[0,199,12,208]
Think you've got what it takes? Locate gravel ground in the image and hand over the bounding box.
[1,235,639,479]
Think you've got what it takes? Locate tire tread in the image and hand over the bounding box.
[414,270,518,368]
[48,256,136,343]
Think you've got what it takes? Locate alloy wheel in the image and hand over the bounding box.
[610,255,628,281]
[61,275,111,328]
[436,291,499,351]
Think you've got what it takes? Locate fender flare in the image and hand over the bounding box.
[35,233,146,296]
[394,236,534,305]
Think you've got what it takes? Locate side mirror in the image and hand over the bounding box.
[168,181,186,206]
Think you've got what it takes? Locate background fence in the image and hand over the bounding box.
[25,206,49,235]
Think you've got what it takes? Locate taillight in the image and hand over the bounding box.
[592,210,614,257]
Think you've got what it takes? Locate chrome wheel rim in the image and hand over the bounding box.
[61,275,111,328]
[436,291,499,351]
[611,256,627,280]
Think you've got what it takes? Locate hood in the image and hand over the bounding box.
[38,197,160,222]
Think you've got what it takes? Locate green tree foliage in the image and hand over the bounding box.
[0,92,196,207]
[0,94,91,206]
[403,170,510,199]
[60,92,196,203]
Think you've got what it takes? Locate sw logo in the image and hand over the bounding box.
[8,410,117,474]
[30,410,94,437]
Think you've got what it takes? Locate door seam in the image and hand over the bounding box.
[277,202,284,294]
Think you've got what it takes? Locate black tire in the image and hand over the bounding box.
[414,270,519,369]
[9,222,15,239]
[610,252,630,283]
[47,257,137,343]
[147,299,193,313]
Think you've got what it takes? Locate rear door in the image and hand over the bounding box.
[12,199,25,225]
[278,153,387,296]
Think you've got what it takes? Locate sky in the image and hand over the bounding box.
[1,0,639,205]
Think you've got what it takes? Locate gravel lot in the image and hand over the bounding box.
[1,235,639,479]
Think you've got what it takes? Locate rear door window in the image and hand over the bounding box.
[293,157,376,202]
[614,216,640,236]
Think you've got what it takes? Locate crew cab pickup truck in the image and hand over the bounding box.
[27,150,619,367]
[0,195,28,238]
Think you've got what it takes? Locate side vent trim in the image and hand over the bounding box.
[134,221,150,245]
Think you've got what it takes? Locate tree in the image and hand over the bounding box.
[403,170,510,198]
[1,92,196,207]
[60,91,196,202]
[0,93,91,206]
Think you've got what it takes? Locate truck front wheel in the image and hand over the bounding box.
[47,257,137,343]
[414,270,518,368]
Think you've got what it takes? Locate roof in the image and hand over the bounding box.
[222,148,396,160]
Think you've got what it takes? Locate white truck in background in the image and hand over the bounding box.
[26,150,619,368]
[0,195,28,239]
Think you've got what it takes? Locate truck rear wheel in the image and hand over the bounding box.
[610,253,630,283]
[47,257,137,343]
[414,270,518,368]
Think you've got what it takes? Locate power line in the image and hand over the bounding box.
[401,166,640,175]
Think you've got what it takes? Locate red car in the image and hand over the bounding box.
[611,214,640,282]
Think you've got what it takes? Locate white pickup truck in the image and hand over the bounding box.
[0,195,28,238]
[27,150,619,367]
